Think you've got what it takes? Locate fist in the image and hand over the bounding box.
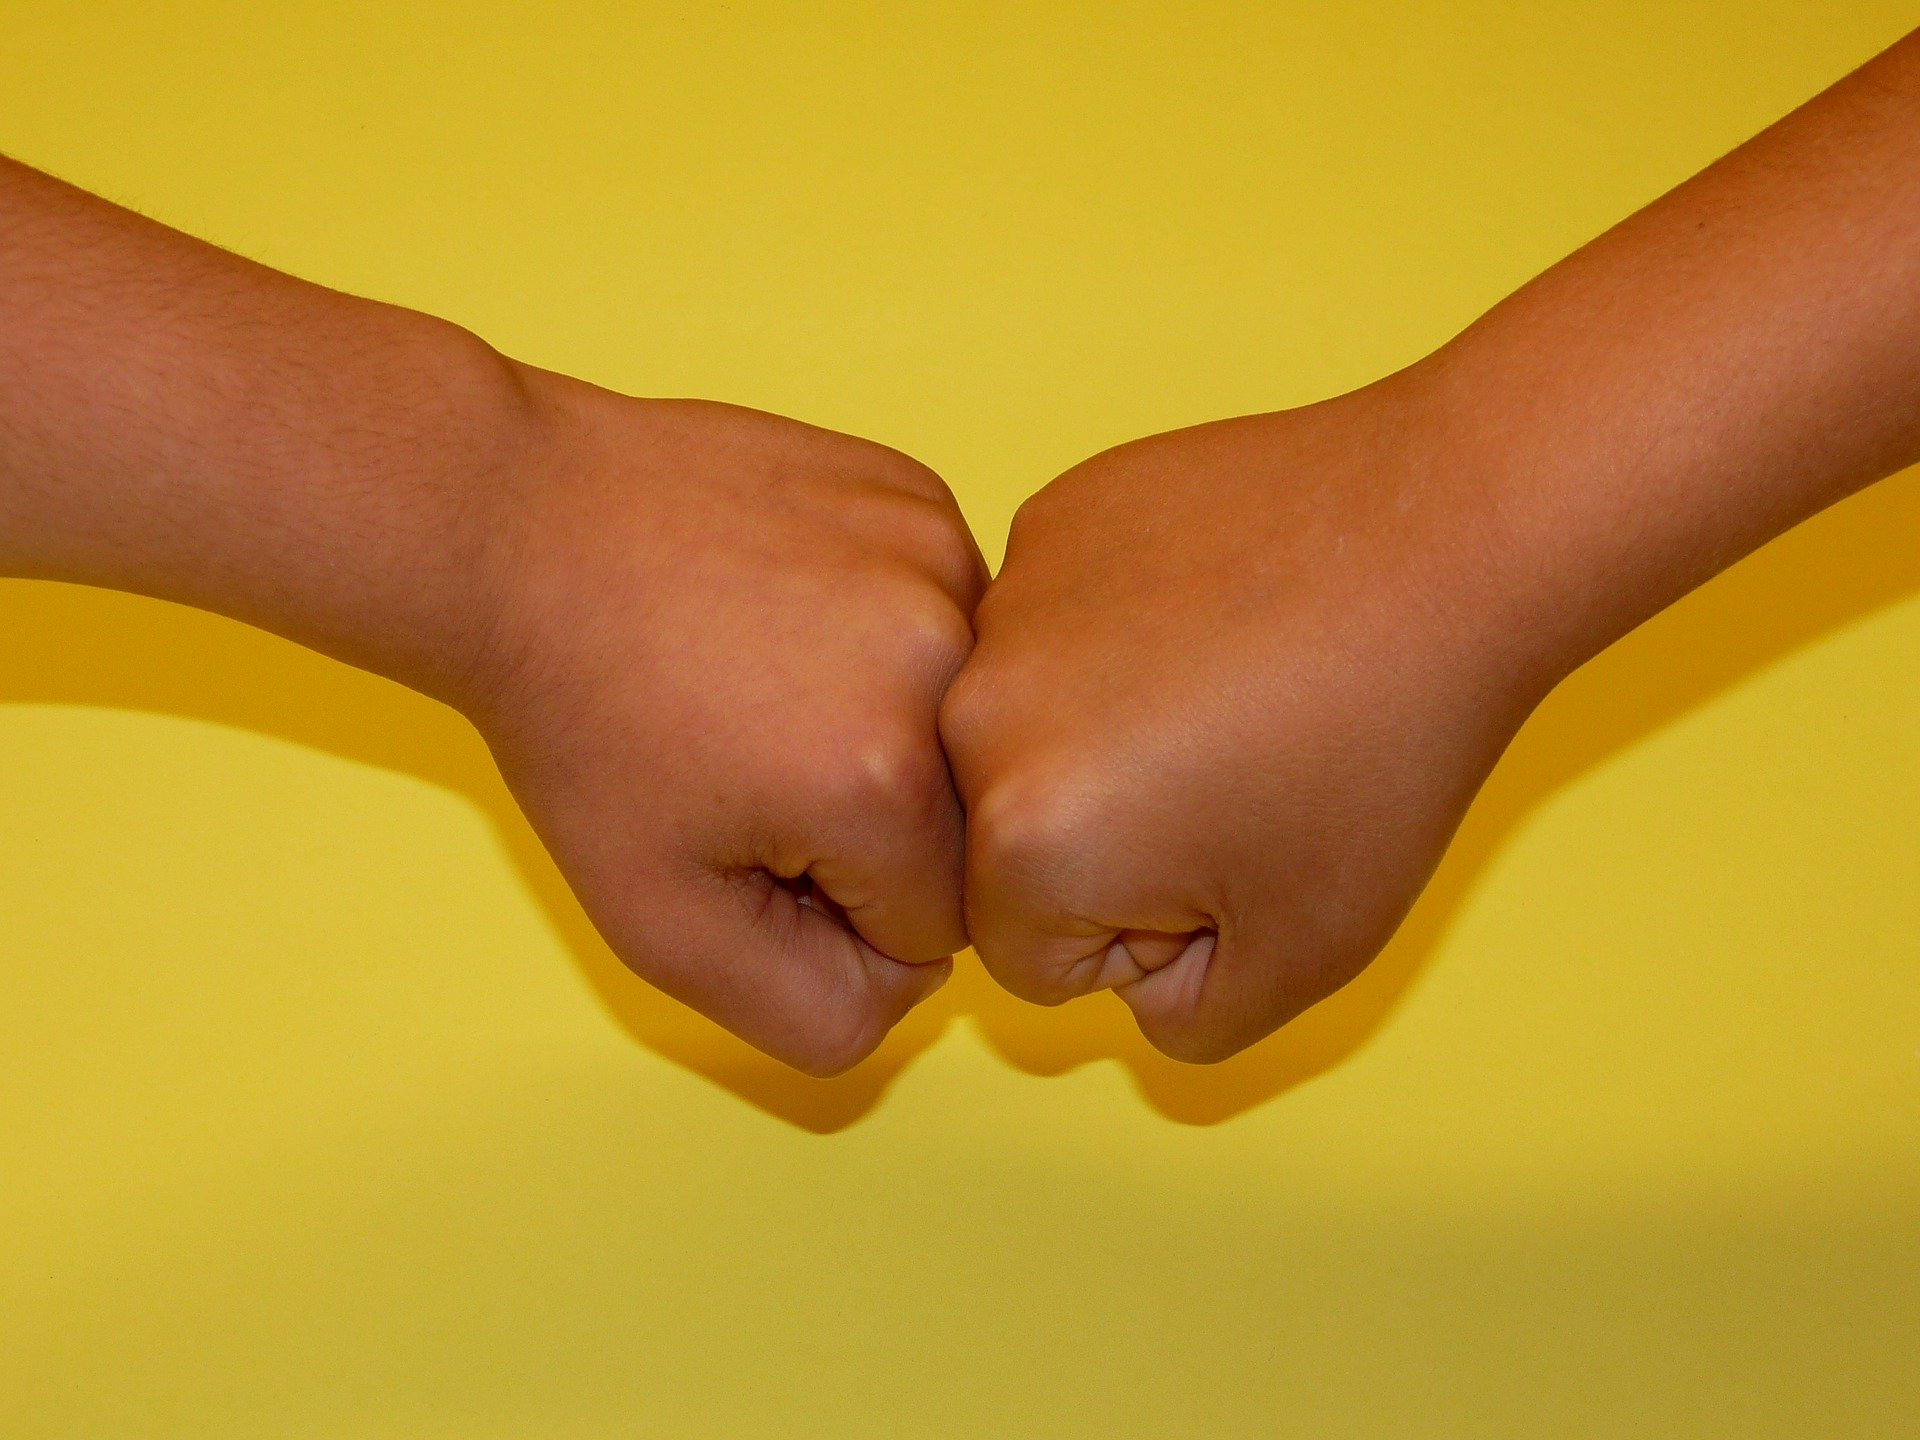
[941,372,1547,1062]
[472,373,985,1075]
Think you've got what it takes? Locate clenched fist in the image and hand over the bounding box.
[940,371,1544,1063]
[0,156,986,1078]
[941,25,1920,1063]
[475,375,986,1074]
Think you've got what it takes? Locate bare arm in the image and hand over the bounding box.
[943,30,1920,1061]
[0,156,982,1074]
[0,157,526,702]
[1441,29,1920,691]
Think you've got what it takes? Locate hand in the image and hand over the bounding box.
[940,371,1549,1062]
[943,30,1920,1064]
[0,158,983,1077]
[470,374,985,1074]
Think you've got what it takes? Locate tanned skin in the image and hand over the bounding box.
[0,156,984,1076]
[943,30,1920,1062]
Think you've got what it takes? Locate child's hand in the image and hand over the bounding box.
[940,374,1544,1062]
[0,156,984,1077]
[943,29,1920,1065]
[473,374,985,1074]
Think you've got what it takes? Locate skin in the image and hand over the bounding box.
[943,29,1920,1062]
[0,156,984,1077]
[10,27,1920,1080]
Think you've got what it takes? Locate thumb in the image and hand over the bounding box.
[961,771,1216,1005]
[1115,910,1339,1064]
[648,868,951,1076]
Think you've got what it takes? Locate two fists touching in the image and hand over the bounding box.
[468,365,1503,1074]
[620,21,1920,1073]
[480,0,1920,1080]
[7,153,1476,1078]
[13,28,1920,1075]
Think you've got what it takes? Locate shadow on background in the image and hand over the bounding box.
[4,468,1918,1131]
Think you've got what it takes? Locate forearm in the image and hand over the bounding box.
[0,156,536,703]
[1424,29,1920,692]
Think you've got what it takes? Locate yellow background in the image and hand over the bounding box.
[3,2,1918,1434]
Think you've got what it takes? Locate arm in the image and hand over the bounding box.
[0,156,984,1075]
[0,157,525,702]
[941,31,1920,1061]
[1440,30,1920,689]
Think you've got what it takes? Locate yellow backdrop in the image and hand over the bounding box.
[3,3,1917,1435]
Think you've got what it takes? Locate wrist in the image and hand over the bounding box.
[1320,357,1589,725]
[199,299,551,716]
[1394,336,1698,714]
[332,313,552,714]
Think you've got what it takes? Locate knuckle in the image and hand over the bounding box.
[1002,460,1100,556]
[893,585,974,673]
[886,497,989,612]
[869,446,957,505]
[850,568,971,677]
[819,715,940,819]
[936,644,1042,777]
[1002,490,1051,558]
[896,482,971,544]
[935,661,994,760]
[965,754,1104,891]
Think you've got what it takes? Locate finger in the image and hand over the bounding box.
[657,867,952,1076]
[802,715,971,965]
[1115,928,1198,972]
[1115,914,1343,1064]
[959,770,1214,1005]
[967,876,1121,1006]
[790,579,978,963]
